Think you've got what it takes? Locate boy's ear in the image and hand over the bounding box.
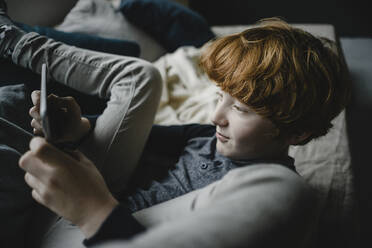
[287,132,312,146]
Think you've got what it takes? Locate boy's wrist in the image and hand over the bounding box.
[79,197,119,239]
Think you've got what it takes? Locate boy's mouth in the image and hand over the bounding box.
[216,131,229,142]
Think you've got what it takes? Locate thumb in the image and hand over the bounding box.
[50,95,81,117]
[47,94,65,108]
[50,95,78,109]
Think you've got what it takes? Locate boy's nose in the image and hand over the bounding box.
[211,107,228,127]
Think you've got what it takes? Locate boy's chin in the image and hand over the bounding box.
[216,142,255,161]
[216,142,235,158]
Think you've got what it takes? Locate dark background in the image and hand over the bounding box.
[189,0,371,37]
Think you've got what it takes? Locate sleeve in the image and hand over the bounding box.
[83,204,146,247]
[88,165,320,248]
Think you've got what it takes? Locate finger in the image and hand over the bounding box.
[29,137,77,167]
[33,128,44,136]
[31,189,45,206]
[29,106,40,119]
[24,172,44,194]
[31,90,40,106]
[31,118,42,130]
[25,174,51,207]
[19,150,51,179]
[29,106,41,120]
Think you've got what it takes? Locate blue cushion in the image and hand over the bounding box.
[119,0,215,52]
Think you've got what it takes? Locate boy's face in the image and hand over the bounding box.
[212,90,289,161]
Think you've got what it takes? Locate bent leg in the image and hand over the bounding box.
[0,118,57,248]
[11,33,163,193]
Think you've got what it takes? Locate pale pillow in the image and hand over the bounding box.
[55,0,167,61]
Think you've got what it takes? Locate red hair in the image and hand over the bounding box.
[200,18,351,145]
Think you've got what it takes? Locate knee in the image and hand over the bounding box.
[139,61,163,92]
[108,58,163,109]
[131,60,163,105]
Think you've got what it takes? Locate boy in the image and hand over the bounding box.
[0,1,350,247]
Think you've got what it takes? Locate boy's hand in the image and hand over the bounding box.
[19,137,118,238]
[29,90,91,144]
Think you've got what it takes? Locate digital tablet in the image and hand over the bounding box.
[40,63,55,141]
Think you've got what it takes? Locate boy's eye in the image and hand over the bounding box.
[233,105,243,112]
[216,92,223,100]
[233,105,245,112]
